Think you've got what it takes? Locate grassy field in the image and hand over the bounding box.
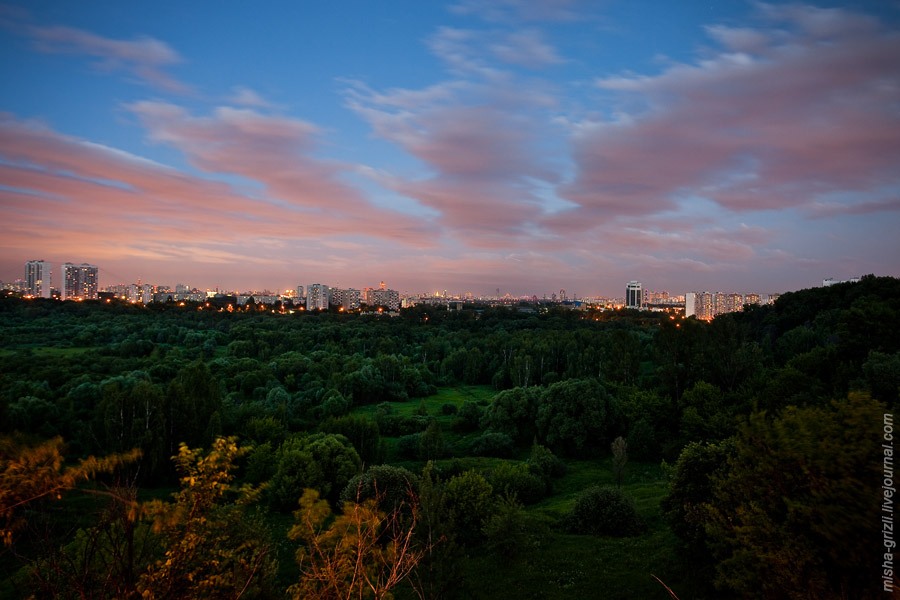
[352,386,696,599]
[351,385,496,462]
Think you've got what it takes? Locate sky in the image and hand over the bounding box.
[1,1,899,297]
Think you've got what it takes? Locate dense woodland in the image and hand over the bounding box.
[1,275,898,599]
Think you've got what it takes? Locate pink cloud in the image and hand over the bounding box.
[27,25,190,94]
[126,101,433,244]
[346,81,561,244]
[555,4,900,230]
[0,112,435,283]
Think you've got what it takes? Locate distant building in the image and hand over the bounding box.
[25,260,52,298]
[62,263,99,300]
[368,288,400,311]
[330,288,361,310]
[307,283,330,311]
[626,281,643,309]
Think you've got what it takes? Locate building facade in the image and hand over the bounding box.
[25,260,52,298]
[626,281,643,309]
[62,263,99,300]
[330,288,361,310]
[368,288,400,311]
[306,283,330,311]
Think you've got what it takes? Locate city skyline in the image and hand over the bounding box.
[2,1,899,296]
[6,256,801,302]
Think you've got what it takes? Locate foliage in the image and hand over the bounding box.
[321,415,385,466]
[340,464,420,513]
[0,434,141,546]
[526,443,566,493]
[536,378,621,457]
[704,393,884,598]
[419,421,446,461]
[481,386,541,445]
[482,496,527,558]
[611,436,627,487]
[138,437,277,599]
[442,471,495,546]
[269,433,362,510]
[287,488,425,600]
[563,485,643,537]
[487,462,545,505]
[468,431,515,458]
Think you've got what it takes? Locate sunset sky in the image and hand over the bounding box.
[1,1,899,297]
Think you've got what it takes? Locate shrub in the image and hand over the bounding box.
[469,432,514,458]
[483,496,527,557]
[564,485,643,537]
[488,462,546,504]
[440,403,458,416]
[340,464,419,512]
[527,443,567,480]
[397,433,422,459]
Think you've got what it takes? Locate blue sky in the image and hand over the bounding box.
[1,0,899,296]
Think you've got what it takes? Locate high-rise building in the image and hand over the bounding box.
[24,260,51,298]
[330,288,361,310]
[685,292,696,318]
[369,288,400,311]
[306,283,329,310]
[626,281,643,309]
[62,263,99,300]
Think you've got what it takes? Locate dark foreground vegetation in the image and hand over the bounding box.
[1,275,898,599]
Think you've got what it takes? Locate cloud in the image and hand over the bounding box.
[26,24,190,94]
[449,0,581,23]
[345,78,563,244]
[0,111,435,278]
[428,26,563,73]
[125,101,434,243]
[489,29,564,68]
[228,86,275,108]
[554,3,900,231]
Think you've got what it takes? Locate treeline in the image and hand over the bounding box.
[1,275,898,598]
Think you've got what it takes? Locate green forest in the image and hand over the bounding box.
[1,275,898,599]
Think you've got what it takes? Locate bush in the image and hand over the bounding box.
[469,432,514,458]
[339,464,419,512]
[527,444,567,480]
[443,471,495,546]
[440,403,458,416]
[564,485,643,537]
[453,400,483,432]
[483,496,527,557]
[397,433,422,459]
[488,462,546,504]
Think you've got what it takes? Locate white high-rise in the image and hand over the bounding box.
[626,281,643,309]
[62,263,99,300]
[306,283,329,310]
[24,260,51,298]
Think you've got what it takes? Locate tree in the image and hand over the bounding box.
[0,435,140,546]
[611,436,628,487]
[138,437,277,599]
[442,470,495,546]
[287,488,425,600]
[270,433,362,510]
[481,386,541,445]
[564,485,642,537]
[705,393,884,598]
[419,421,446,461]
[536,378,620,457]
